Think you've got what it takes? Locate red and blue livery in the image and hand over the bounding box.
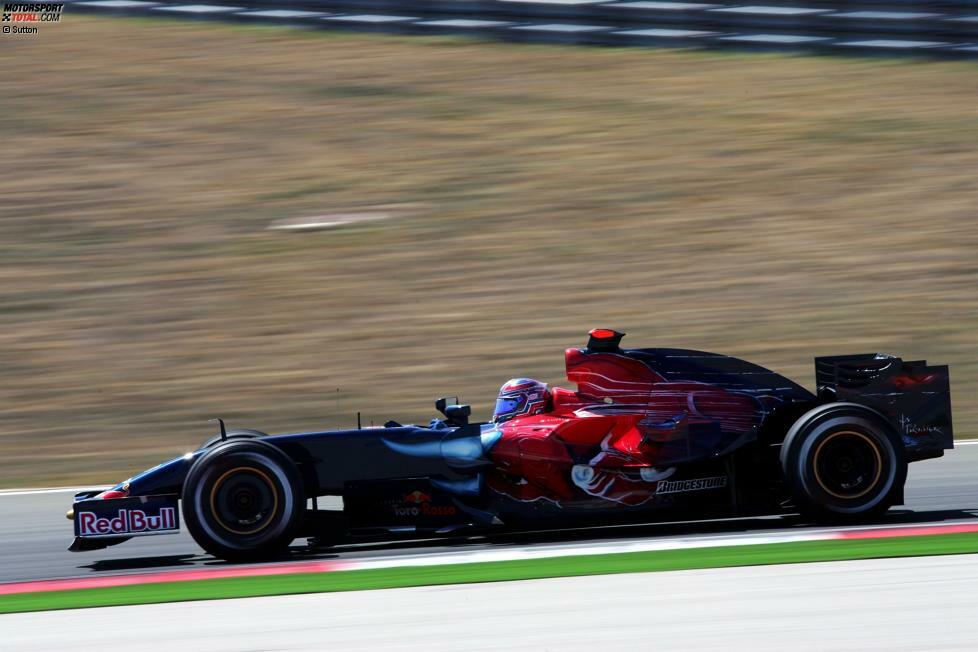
[68,329,953,561]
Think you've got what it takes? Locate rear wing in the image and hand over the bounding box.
[815,354,952,461]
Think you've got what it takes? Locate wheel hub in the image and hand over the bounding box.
[209,467,279,535]
[813,430,883,501]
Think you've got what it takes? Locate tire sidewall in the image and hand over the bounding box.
[183,440,303,559]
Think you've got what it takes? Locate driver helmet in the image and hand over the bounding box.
[492,378,552,424]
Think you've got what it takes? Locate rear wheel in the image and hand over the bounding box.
[780,403,905,523]
[183,440,304,561]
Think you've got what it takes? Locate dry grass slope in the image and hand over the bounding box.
[1,18,976,486]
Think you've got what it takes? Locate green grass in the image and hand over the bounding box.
[4,532,978,614]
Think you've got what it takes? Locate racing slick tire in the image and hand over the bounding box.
[199,428,268,450]
[780,402,906,523]
[183,439,305,561]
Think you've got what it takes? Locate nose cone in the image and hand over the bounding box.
[65,507,75,521]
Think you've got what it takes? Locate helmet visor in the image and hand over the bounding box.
[493,396,525,423]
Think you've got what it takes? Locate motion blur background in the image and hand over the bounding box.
[2,17,976,488]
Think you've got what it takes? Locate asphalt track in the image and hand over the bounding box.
[1,443,976,584]
[5,554,978,651]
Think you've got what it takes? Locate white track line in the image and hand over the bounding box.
[350,532,837,570]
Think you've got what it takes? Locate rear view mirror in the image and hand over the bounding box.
[444,404,471,427]
[435,396,459,417]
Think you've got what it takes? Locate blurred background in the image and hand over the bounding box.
[2,17,976,488]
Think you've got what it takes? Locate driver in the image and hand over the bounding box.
[492,378,552,424]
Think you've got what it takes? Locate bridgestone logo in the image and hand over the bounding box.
[656,476,727,495]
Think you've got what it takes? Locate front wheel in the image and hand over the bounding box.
[780,403,906,523]
[182,440,305,561]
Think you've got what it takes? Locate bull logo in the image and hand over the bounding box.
[403,490,431,504]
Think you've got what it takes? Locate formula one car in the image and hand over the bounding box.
[67,329,953,561]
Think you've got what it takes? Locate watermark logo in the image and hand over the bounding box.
[2,2,62,34]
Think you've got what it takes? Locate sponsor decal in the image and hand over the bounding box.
[390,490,457,517]
[655,475,727,495]
[403,490,431,504]
[77,508,178,537]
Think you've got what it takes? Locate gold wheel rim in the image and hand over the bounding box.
[812,430,883,500]
[209,466,279,536]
